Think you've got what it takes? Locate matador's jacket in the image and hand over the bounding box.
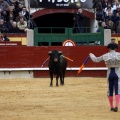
[89,50,120,95]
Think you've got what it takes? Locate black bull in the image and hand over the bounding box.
[48,50,67,86]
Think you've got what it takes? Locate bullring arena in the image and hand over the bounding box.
[0,77,120,120]
[0,46,120,120]
[0,1,120,119]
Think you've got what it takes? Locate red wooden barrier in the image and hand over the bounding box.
[0,41,22,46]
[0,46,119,77]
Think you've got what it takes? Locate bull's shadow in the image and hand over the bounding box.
[48,50,67,87]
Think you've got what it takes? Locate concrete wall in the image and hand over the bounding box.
[104,29,111,46]
[27,29,34,46]
[0,71,33,79]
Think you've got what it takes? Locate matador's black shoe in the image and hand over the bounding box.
[113,107,118,112]
[110,108,115,111]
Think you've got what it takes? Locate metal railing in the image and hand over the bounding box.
[34,27,104,46]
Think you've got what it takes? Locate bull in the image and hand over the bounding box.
[48,50,67,86]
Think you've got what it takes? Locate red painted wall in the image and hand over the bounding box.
[34,70,107,78]
[0,46,107,68]
[0,46,119,77]
[32,8,95,20]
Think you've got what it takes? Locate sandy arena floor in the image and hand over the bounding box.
[0,77,120,120]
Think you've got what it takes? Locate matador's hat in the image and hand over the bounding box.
[107,43,118,50]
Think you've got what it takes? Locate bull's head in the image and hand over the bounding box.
[48,50,62,62]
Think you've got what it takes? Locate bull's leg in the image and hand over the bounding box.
[50,73,53,87]
[62,78,64,85]
[56,74,59,86]
[60,73,63,86]
[50,78,53,87]
[62,70,66,85]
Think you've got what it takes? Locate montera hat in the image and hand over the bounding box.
[107,43,118,50]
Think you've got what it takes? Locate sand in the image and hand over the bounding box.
[0,77,119,120]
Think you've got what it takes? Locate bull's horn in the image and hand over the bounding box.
[48,51,52,55]
[58,51,62,53]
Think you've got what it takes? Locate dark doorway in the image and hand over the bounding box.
[34,13,74,28]
[34,13,89,32]
[33,13,90,46]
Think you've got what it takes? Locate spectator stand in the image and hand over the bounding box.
[0,0,29,45]
[4,33,27,45]
[93,0,120,43]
